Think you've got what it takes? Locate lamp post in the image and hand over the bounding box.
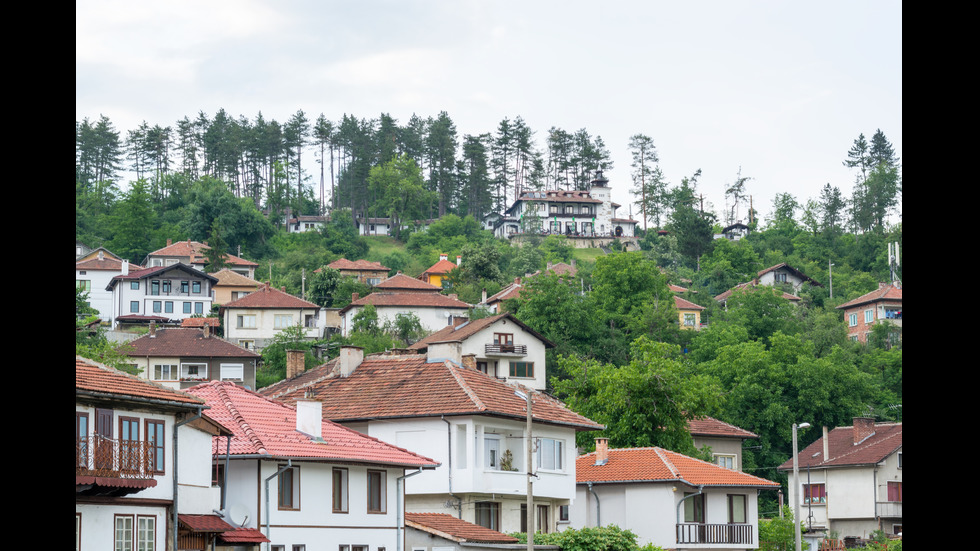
[516,388,533,551]
[792,422,811,551]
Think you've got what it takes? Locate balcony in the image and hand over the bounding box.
[676,523,754,545]
[485,343,528,356]
[76,436,159,496]
[877,501,902,517]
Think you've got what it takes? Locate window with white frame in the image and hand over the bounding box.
[537,437,564,470]
[865,309,874,323]
[485,437,501,470]
[153,364,177,381]
[715,454,736,470]
[275,314,293,329]
[237,314,256,329]
[849,313,858,326]
[220,364,244,381]
[181,363,207,380]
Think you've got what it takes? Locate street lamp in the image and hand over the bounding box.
[515,388,533,551]
[793,422,811,551]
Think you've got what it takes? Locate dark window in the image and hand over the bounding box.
[367,470,386,513]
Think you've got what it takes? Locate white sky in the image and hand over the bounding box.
[76,0,902,225]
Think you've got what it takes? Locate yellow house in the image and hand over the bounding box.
[674,295,705,330]
[418,253,460,288]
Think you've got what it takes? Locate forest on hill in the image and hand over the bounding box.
[76,110,901,513]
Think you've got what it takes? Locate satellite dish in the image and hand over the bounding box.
[229,504,249,527]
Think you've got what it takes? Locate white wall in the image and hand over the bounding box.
[457,319,549,390]
[341,304,469,337]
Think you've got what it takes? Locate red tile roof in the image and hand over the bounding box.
[674,296,705,311]
[180,317,221,328]
[577,447,779,487]
[339,291,471,314]
[147,240,258,267]
[124,328,260,359]
[327,258,389,272]
[186,381,439,468]
[420,258,459,276]
[688,417,758,439]
[374,273,442,292]
[76,256,130,271]
[836,283,903,310]
[220,283,319,309]
[408,313,554,350]
[263,353,602,431]
[107,263,218,289]
[178,514,234,533]
[405,512,519,543]
[484,282,522,305]
[714,282,802,303]
[777,421,902,471]
[211,268,260,287]
[76,356,205,407]
[218,528,269,544]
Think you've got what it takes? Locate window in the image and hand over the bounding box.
[715,454,736,470]
[183,302,192,314]
[333,468,349,513]
[803,483,826,504]
[292,546,306,551]
[195,302,204,314]
[367,470,387,513]
[865,309,874,323]
[581,221,593,235]
[728,494,747,523]
[192,281,202,294]
[220,364,244,381]
[684,313,697,326]
[897,451,902,469]
[76,412,89,468]
[537,504,550,533]
[510,361,534,378]
[476,361,490,375]
[278,465,299,509]
[119,417,140,473]
[565,221,576,234]
[152,301,162,313]
[237,314,256,329]
[180,281,189,294]
[849,313,858,326]
[131,281,140,290]
[683,493,705,523]
[774,273,788,283]
[137,516,155,551]
[493,333,513,346]
[366,278,381,286]
[181,363,207,380]
[162,281,172,294]
[164,301,173,313]
[76,513,82,551]
[130,301,140,313]
[150,281,160,295]
[114,514,156,551]
[146,420,165,473]
[239,340,254,350]
[537,438,564,470]
[485,437,500,470]
[550,221,561,233]
[559,504,569,522]
[475,501,500,530]
[77,280,92,291]
[887,481,902,502]
[275,314,293,329]
[115,515,134,551]
[152,364,176,380]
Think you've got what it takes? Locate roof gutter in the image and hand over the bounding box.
[397,468,424,551]
[676,482,705,527]
[264,459,292,551]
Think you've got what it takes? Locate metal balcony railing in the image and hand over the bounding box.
[485,343,528,356]
[76,436,157,479]
[677,523,754,545]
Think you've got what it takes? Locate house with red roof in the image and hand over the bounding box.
[408,312,554,390]
[714,263,822,309]
[688,417,759,472]
[419,253,461,288]
[76,356,240,551]
[338,274,472,337]
[77,249,135,323]
[406,512,542,550]
[143,239,259,279]
[261,344,603,535]
[106,263,219,329]
[123,325,261,390]
[836,283,902,344]
[777,418,903,540]
[325,257,390,286]
[220,282,322,351]
[185,379,439,551]
[573,438,779,549]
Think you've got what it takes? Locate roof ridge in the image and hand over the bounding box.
[825,426,902,465]
[446,363,486,412]
[654,447,680,478]
[216,382,267,455]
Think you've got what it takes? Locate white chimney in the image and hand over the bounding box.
[822,426,829,461]
[456,255,462,266]
[439,253,448,262]
[122,260,129,276]
[427,341,463,366]
[338,346,364,377]
[295,397,322,440]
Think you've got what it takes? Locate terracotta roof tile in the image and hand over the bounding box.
[181,317,221,328]
[76,356,205,407]
[577,447,779,487]
[836,283,903,310]
[220,283,319,309]
[778,421,902,471]
[124,327,260,358]
[218,528,269,544]
[147,240,258,267]
[179,514,234,533]
[374,273,442,292]
[714,282,802,303]
[688,417,758,439]
[76,256,131,271]
[186,381,439,468]
[674,296,705,311]
[211,268,260,287]
[405,512,519,543]
[327,258,389,271]
[264,353,602,431]
[408,313,554,350]
[339,292,471,314]
[421,258,459,276]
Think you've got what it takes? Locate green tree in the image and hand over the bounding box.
[368,154,435,239]
[203,219,229,272]
[107,178,159,263]
[628,134,660,232]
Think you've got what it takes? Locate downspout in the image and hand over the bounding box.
[173,407,204,551]
[397,469,424,551]
[441,416,462,518]
[587,482,600,527]
[675,483,705,536]
[264,460,292,551]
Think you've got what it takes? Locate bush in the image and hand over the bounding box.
[510,525,642,551]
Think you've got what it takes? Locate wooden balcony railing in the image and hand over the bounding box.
[485,344,528,356]
[76,436,156,479]
[677,523,754,545]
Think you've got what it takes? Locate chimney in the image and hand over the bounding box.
[338,346,364,377]
[351,292,359,302]
[122,260,129,276]
[449,293,458,301]
[427,341,462,366]
[481,288,487,304]
[822,426,829,461]
[594,437,609,466]
[149,321,156,338]
[295,394,323,441]
[456,255,462,266]
[462,353,477,371]
[853,417,876,444]
[203,322,211,339]
[286,349,306,379]
[439,253,448,262]
[167,238,172,246]
[98,250,104,261]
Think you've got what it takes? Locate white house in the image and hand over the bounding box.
[337,284,472,337]
[408,312,554,391]
[76,356,237,551]
[777,418,903,539]
[186,379,439,551]
[261,345,604,535]
[490,171,638,242]
[573,439,780,550]
[77,249,132,323]
[143,239,259,279]
[220,282,322,351]
[106,263,218,329]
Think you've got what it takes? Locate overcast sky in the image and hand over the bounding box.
[76,0,902,224]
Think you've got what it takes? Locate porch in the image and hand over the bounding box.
[676,523,754,546]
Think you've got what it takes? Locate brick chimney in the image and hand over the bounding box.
[149,321,156,338]
[286,349,305,379]
[202,322,211,339]
[167,238,172,246]
[853,417,876,444]
[594,437,609,466]
[295,392,322,441]
[462,353,477,371]
[351,292,359,302]
[339,346,364,377]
